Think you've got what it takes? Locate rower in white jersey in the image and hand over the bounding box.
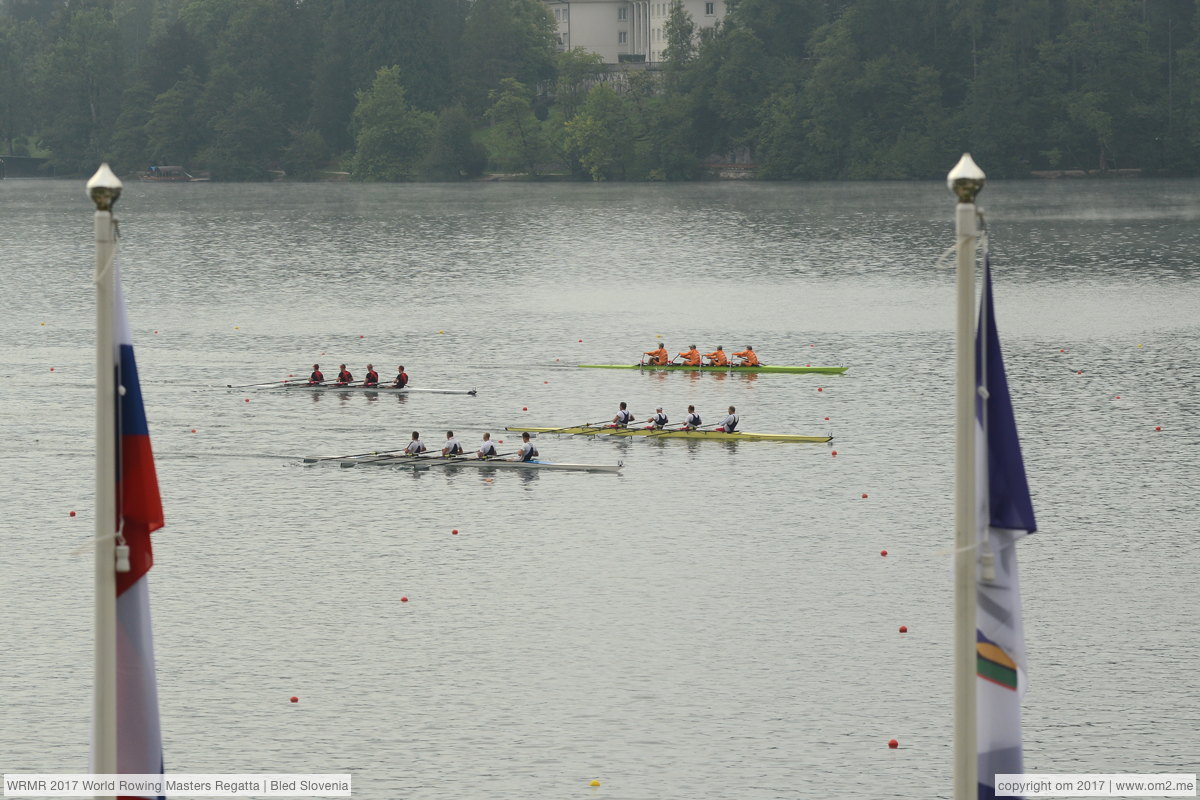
[715,406,739,433]
[645,407,669,429]
[441,431,463,456]
[681,404,702,430]
[612,401,633,428]
[477,432,498,458]
[516,432,539,462]
[404,431,427,454]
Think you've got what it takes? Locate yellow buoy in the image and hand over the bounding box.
[40,322,45,326]
[234,326,240,330]
[1137,343,1143,348]
[589,779,600,787]
[439,330,444,334]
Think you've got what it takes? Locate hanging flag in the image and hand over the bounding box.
[975,257,1037,800]
[112,256,165,798]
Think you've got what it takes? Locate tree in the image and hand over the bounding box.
[281,129,329,180]
[36,5,125,173]
[458,0,557,116]
[144,67,204,165]
[484,78,552,175]
[197,87,288,180]
[350,65,436,181]
[564,84,633,181]
[422,105,486,180]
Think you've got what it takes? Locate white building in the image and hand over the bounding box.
[543,1,726,65]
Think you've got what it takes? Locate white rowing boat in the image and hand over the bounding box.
[275,383,476,396]
[336,453,622,473]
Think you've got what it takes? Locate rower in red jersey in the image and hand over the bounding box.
[392,365,409,388]
[335,364,353,386]
[308,364,324,385]
[363,363,379,387]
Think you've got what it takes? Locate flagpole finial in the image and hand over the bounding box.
[947,153,985,204]
[86,163,123,211]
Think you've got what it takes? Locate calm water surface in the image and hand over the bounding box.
[1,179,1197,799]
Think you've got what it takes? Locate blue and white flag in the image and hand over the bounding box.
[975,257,1037,800]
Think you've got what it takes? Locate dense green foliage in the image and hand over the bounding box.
[2,0,1198,180]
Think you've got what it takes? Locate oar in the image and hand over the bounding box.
[535,418,618,435]
[340,450,438,467]
[226,378,308,389]
[645,421,730,438]
[415,450,520,469]
[302,446,409,464]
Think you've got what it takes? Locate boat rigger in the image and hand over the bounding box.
[504,426,832,443]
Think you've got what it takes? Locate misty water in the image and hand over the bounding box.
[2,178,1197,799]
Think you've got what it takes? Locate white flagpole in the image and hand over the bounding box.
[88,163,122,797]
[948,153,985,800]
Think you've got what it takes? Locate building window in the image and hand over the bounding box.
[705,2,715,14]
[554,8,560,19]
[618,6,627,20]
[618,31,627,44]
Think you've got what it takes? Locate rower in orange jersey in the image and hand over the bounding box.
[643,344,669,366]
[704,346,729,366]
[676,344,701,366]
[733,345,760,367]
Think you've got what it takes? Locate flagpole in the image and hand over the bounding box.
[948,153,984,800]
[88,163,122,795]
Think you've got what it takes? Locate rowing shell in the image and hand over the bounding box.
[337,453,621,472]
[275,384,476,395]
[577,364,848,375]
[505,426,831,443]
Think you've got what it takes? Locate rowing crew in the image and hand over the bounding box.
[400,431,540,462]
[612,402,739,432]
[641,344,760,367]
[308,363,409,388]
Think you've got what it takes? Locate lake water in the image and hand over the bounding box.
[1,178,1197,799]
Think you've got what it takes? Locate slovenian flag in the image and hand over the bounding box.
[975,257,1037,800]
[113,256,166,798]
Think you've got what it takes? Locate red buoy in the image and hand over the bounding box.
[523,407,528,411]
[49,367,55,372]
[824,417,830,421]
[244,398,250,403]
[69,511,76,517]
[191,429,197,433]
[578,339,583,342]
[1077,370,1083,375]
[880,550,888,557]
[899,625,908,633]
[1060,349,1065,353]
[452,529,459,535]
[1155,426,1162,431]
[1114,395,1121,399]
[831,450,838,456]
[861,493,868,499]
[400,596,409,603]
[817,387,823,392]
[888,739,899,749]
[289,696,298,703]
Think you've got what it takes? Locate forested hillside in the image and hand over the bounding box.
[1,0,1197,180]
